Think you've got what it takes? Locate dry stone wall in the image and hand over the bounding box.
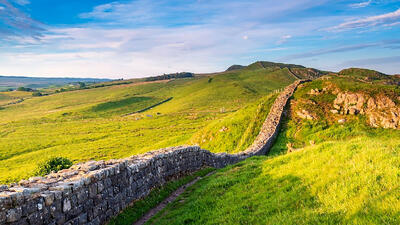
[0,80,307,225]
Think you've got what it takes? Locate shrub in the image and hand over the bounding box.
[35,157,73,176]
[32,92,42,96]
[17,87,32,92]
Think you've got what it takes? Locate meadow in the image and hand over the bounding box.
[0,65,296,183]
[141,73,400,225]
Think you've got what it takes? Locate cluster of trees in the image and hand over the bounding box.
[17,87,33,92]
[145,72,194,81]
[15,86,44,96]
[0,88,14,92]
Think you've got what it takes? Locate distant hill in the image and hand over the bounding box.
[145,72,194,81]
[246,61,306,70]
[338,68,400,85]
[226,65,245,71]
[226,61,327,80]
[144,67,400,225]
[0,75,111,91]
[0,61,298,183]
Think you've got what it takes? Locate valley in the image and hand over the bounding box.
[1,62,400,225]
[0,62,306,184]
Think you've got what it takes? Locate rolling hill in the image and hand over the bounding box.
[2,62,400,225]
[0,75,111,91]
[0,61,313,184]
[137,68,400,225]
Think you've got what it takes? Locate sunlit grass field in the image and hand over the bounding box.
[0,66,296,183]
[148,135,400,225]
[145,75,400,225]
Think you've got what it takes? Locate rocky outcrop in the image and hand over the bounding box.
[296,109,315,120]
[0,80,308,225]
[308,88,322,95]
[367,96,400,129]
[331,91,400,129]
[333,92,365,115]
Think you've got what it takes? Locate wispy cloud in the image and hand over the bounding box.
[340,55,400,67]
[328,8,400,31]
[349,1,371,8]
[79,0,331,27]
[276,35,292,44]
[11,0,29,6]
[1,0,399,77]
[281,40,400,60]
[0,0,44,38]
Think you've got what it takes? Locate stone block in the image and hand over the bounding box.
[6,207,22,223]
[63,198,72,212]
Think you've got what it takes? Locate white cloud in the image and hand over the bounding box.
[0,0,44,38]
[12,0,30,5]
[349,1,371,8]
[0,0,332,78]
[0,21,317,78]
[0,6,5,10]
[276,35,292,44]
[281,39,400,60]
[384,21,400,27]
[329,8,400,31]
[1,0,372,77]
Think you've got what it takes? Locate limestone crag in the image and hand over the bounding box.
[0,80,307,225]
[332,91,400,129]
[296,109,315,120]
[333,92,365,115]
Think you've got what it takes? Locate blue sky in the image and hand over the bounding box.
[0,0,400,78]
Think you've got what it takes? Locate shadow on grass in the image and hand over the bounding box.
[146,157,337,225]
[146,156,400,225]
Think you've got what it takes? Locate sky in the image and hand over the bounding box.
[0,0,400,78]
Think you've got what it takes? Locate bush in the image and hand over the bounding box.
[32,92,42,96]
[35,157,73,176]
[17,87,32,92]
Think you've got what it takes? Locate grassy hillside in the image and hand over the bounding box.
[0,75,110,90]
[148,136,400,224]
[143,70,400,224]
[0,64,297,183]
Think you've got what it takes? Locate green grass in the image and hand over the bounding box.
[147,134,400,224]
[0,67,296,183]
[270,75,400,155]
[143,75,400,224]
[189,93,278,153]
[108,168,215,225]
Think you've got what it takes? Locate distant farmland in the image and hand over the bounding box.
[0,75,111,90]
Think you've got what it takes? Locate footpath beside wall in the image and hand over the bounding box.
[0,80,307,225]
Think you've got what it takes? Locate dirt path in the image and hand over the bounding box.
[133,171,215,225]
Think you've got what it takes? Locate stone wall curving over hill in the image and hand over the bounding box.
[0,80,307,225]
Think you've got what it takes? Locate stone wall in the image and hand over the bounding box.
[0,80,307,225]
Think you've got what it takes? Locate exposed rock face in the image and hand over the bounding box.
[367,96,400,129]
[308,88,322,95]
[332,91,400,129]
[333,92,365,115]
[296,109,315,120]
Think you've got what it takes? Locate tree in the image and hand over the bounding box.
[17,87,32,92]
[78,82,86,88]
